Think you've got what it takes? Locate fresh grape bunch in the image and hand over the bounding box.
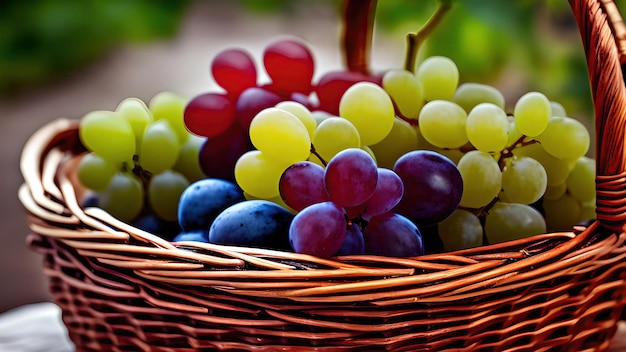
[209,43,595,256]
[379,56,595,251]
[77,92,205,238]
[73,30,597,259]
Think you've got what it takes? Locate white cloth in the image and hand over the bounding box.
[0,303,73,352]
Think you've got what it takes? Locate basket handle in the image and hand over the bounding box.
[570,0,626,233]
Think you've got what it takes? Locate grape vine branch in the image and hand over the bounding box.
[404,0,454,72]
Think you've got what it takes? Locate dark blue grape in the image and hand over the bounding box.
[209,200,293,250]
[177,178,245,232]
[133,213,182,241]
[172,230,209,243]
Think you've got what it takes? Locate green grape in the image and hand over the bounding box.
[77,152,119,191]
[537,116,590,160]
[308,154,326,168]
[466,103,509,152]
[312,117,360,163]
[506,116,524,147]
[249,108,311,164]
[149,91,189,144]
[369,117,418,169]
[116,97,153,146]
[275,101,317,139]
[544,182,567,200]
[580,200,596,222]
[235,150,290,199]
[500,156,547,205]
[98,172,144,222]
[415,125,437,151]
[452,82,506,113]
[485,202,546,244]
[513,143,570,186]
[513,92,551,137]
[338,82,395,145]
[416,56,459,101]
[543,194,582,232]
[550,101,567,117]
[140,119,181,174]
[382,69,423,120]
[566,156,595,203]
[148,170,190,222]
[173,134,206,182]
[437,209,483,251]
[79,110,135,164]
[361,145,378,165]
[435,147,465,165]
[457,151,501,208]
[311,110,333,126]
[419,100,468,149]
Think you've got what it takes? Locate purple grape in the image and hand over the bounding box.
[289,202,346,257]
[177,178,245,232]
[363,212,424,257]
[279,161,330,211]
[346,168,404,220]
[235,87,283,130]
[393,150,463,225]
[324,148,378,207]
[199,124,251,182]
[209,200,293,250]
[335,223,365,256]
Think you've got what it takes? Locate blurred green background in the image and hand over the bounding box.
[0,0,190,95]
[2,0,623,118]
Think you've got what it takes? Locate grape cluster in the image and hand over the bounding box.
[183,39,318,182]
[77,92,204,237]
[379,56,594,251]
[286,148,425,258]
[74,34,597,259]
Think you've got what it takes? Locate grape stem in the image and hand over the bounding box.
[498,135,538,170]
[310,144,328,166]
[404,0,453,73]
[342,0,377,74]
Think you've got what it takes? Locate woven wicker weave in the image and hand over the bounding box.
[18,0,626,351]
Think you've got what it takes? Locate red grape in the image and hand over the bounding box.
[211,48,257,97]
[393,150,463,225]
[279,161,330,211]
[363,212,424,257]
[325,148,378,207]
[198,124,250,182]
[263,39,315,95]
[314,70,377,115]
[235,87,283,130]
[289,201,346,257]
[184,93,235,138]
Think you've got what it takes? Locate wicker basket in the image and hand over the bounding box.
[18,0,626,351]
